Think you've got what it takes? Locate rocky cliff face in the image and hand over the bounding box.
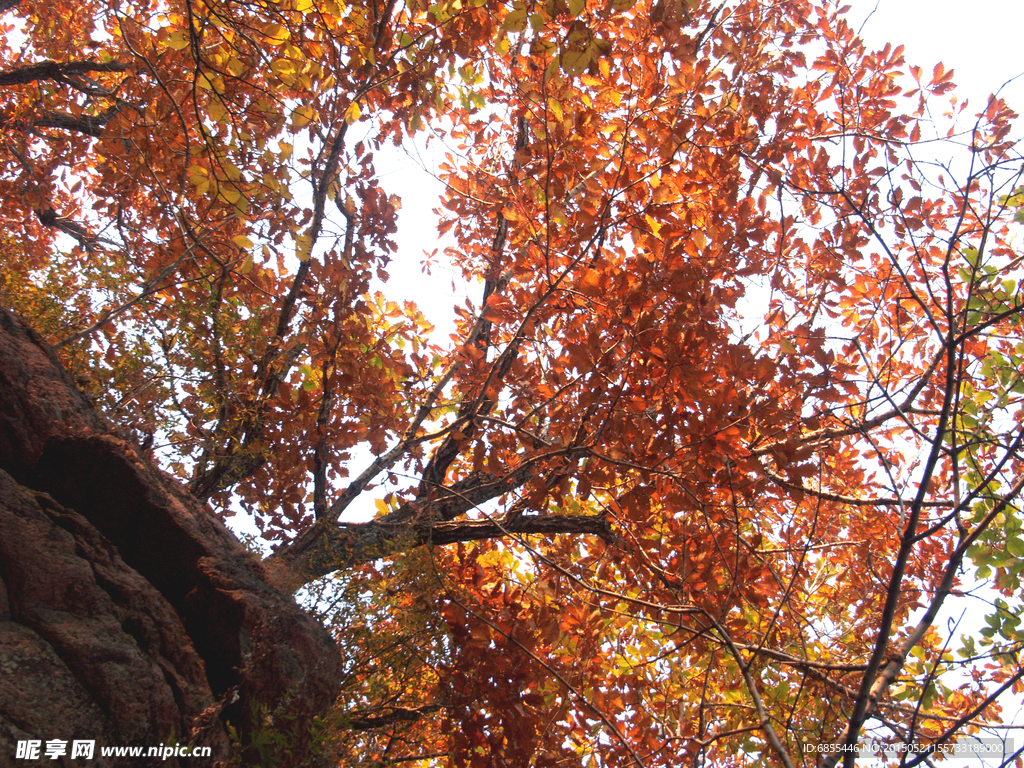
[0,309,341,767]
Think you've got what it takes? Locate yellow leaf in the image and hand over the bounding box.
[271,58,297,82]
[264,23,290,45]
[548,98,564,122]
[239,253,254,274]
[295,230,313,262]
[344,100,362,124]
[167,30,190,50]
[374,498,389,515]
[232,235,255,249]
[295,0,315,11]
[195,72,224,94]
[291,104,316,129]
[218,184,241,205]
[186,165,209,195]
[207,99,228,124]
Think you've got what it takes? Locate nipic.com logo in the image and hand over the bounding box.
[15,740,212,761]
[16,741,94,760]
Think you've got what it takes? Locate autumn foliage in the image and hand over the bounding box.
[2,0,1024,764]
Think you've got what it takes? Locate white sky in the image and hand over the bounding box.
[846,0,1024,109]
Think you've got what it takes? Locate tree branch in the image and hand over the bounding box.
[0,107,118,137]
[270,511,616,586]
[347,704,444,731]
[0,59,128,88]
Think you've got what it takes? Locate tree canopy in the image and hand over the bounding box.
[2,0,1024,764]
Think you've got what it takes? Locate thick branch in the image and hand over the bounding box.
[0,105,118,137]
[427,512,617,546]
[270,512,615,586]
[33,110,111,137]
[0,59,128,87]
[391,468,535,527]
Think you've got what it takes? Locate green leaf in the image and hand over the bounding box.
[503,6,529,32]
[1006,537,1024,558]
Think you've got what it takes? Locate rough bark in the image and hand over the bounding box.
[0,60,128,88]
[0,109,116,137]
[275,510,619,587]
[0,309,342,767]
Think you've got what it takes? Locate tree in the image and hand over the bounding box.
[1,0,1023,764]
